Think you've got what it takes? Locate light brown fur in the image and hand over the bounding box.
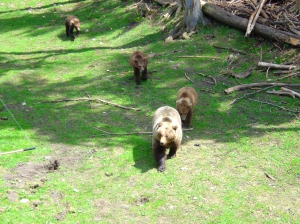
[152,106,182,172]
[176,87,198,128]
[129,51,148,85]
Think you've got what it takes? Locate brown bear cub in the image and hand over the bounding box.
[152,106,182,172]
[129,51,148,85]
[65,16,80,40]
[176,87,198,128]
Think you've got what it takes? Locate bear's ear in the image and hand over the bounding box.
[172,124,178,130]
[158,122,163,127]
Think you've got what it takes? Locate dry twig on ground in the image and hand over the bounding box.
[36,98,141,111]
[224,83,300,94]
[248,98,299,113]
[93,127,194,135]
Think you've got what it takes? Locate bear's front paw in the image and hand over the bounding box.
[157,165,166,172]
[167,154,176,159]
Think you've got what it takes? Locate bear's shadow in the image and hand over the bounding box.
[132,142,155,173]
[57,33,75,42]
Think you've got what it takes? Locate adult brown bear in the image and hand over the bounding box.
[129,51,148,85]
[152,106,182,172]
[176,87,198,128]
[65,16,80,40]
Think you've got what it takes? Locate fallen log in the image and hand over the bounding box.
[202,3,300,47]
[224,83,300,94]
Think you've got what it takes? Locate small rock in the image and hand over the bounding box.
[73,189,79,192]
[20,198,29,203]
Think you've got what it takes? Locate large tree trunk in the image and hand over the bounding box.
[165,0,208,41]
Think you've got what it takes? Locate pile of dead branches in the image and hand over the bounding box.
[205,0,300,46]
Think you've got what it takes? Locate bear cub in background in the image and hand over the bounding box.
[129,51,148,85]
[65,16,80,40]
[176,87,198,128]
[152,106,182,172]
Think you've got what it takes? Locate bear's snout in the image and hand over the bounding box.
[160,141,165,146]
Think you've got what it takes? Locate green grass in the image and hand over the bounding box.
[1,0,300,223]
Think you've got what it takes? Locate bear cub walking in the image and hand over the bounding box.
[65,16,80,40]
[152,106,182,172]
[176,87,198,128]
[129,51,148,85]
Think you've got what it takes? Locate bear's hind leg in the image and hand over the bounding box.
[134,67,141,85]
[66,24,70,36]
[69,26,75,40]
[185,110,193,128]
[141,67,148,81]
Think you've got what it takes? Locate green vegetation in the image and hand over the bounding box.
[0,0,299,223]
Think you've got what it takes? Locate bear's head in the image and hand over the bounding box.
[71,18,80,31]
[156,121,178,146]
[176,98,192,121]
[134,56,147,72]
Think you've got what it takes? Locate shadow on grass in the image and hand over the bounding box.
[132,141,155,173]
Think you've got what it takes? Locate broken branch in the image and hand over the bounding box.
[36,98,141,111]
[212,44,245,54]
[245,0,267,37]
[248,98,299,113]
[258,61,297,70]
[198,73,217,85]
[267,90,297,98]
[276,72,299,80]
[230,65,257,79]
[229,86,274,105]
[93,127,194,135]
[177,56,220,59]
[224,83,300,94]
[184,73,194,83]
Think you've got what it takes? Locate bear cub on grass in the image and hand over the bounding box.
[65,16,80,41]
[152,106,182,172]
[176,87,198,128]
[129,51,148,85]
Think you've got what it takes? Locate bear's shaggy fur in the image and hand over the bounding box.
[152,106,182,172]
[176,87,198,128]
[129,51,148,85]
[65,16,80,40]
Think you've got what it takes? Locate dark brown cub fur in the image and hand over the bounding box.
[65,16,80,40]
[129,51,148,85]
